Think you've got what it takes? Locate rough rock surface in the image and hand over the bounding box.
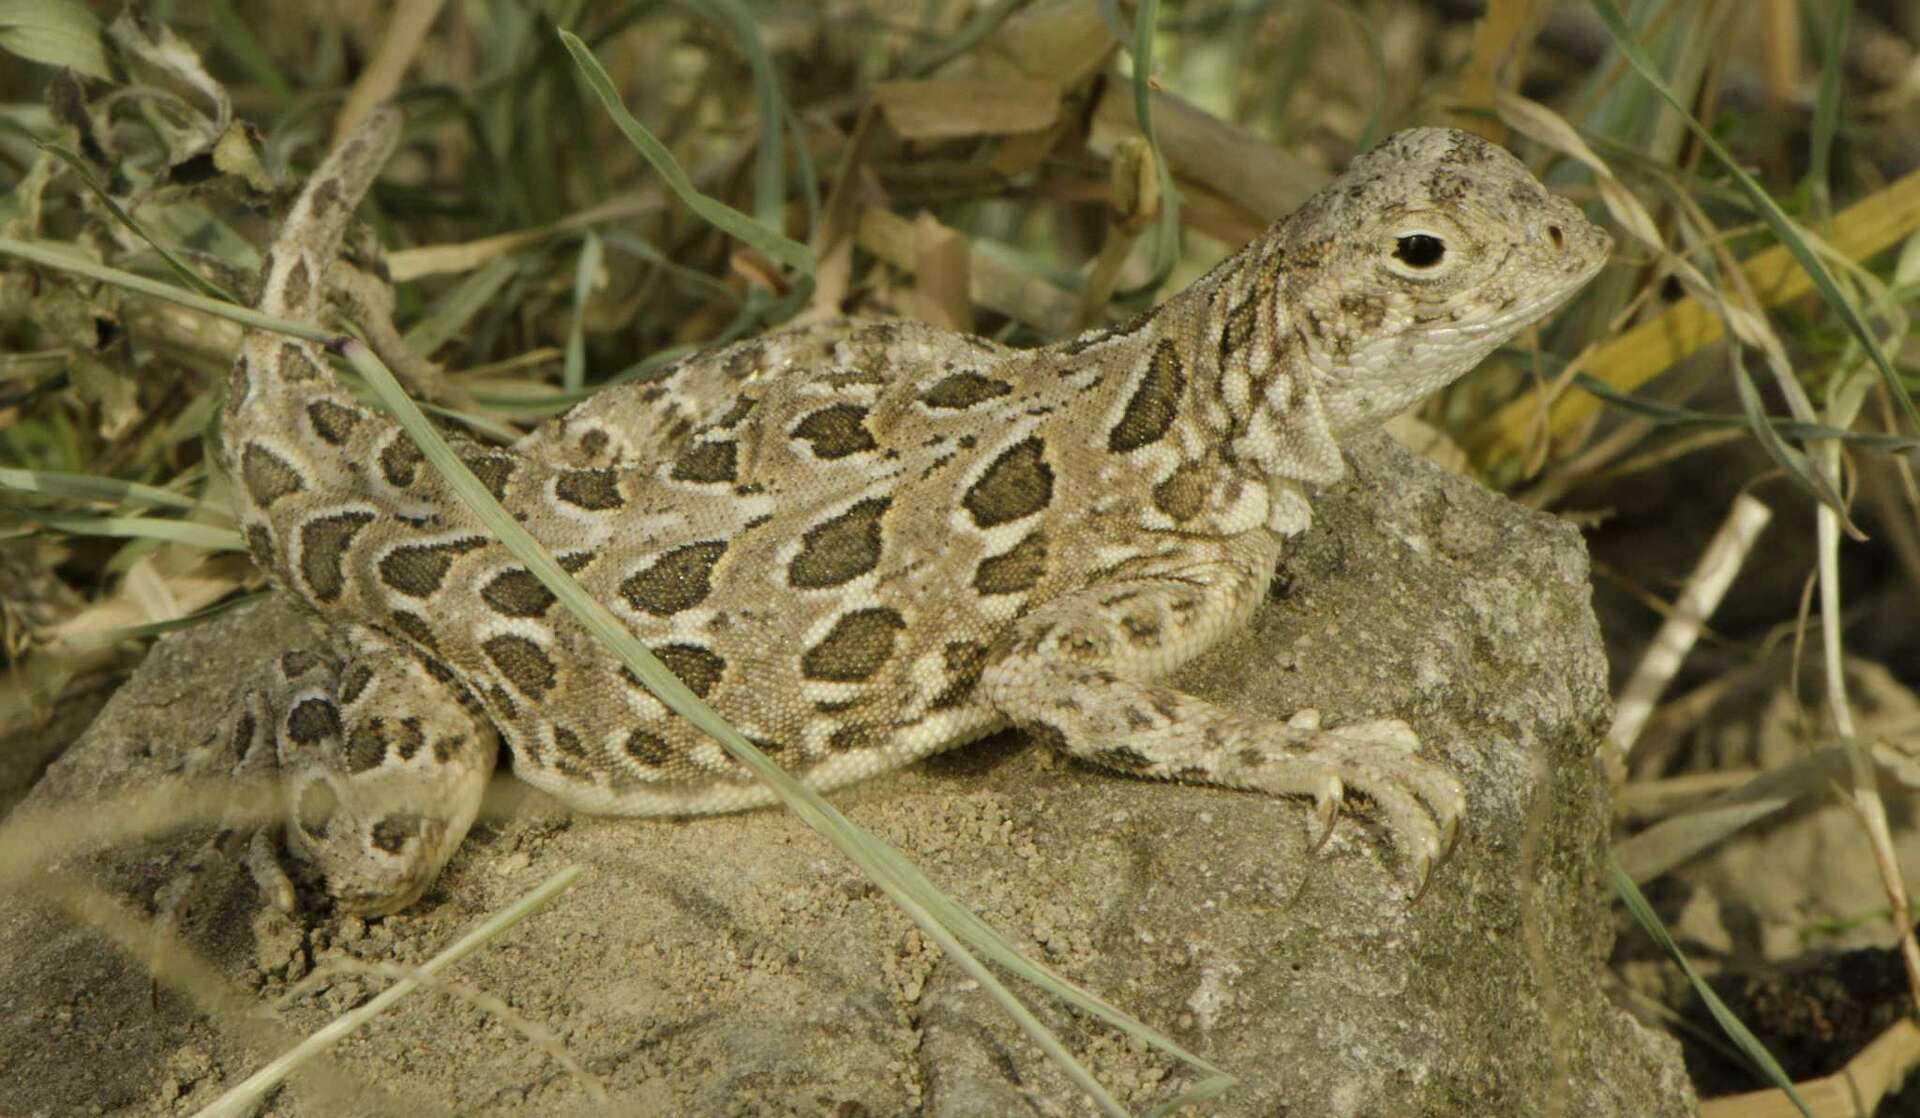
[0,435,1695,1116]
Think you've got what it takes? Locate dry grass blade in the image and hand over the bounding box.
[191,866,585,1118]
[1614,747,1854,885]
[334,0,447,141]
[1485,92,1862,524]
[1588,0,1915,436]
[872,76,1060,140]
[856,206,1081,334]
[560,30,815,276]
[1604,493,1774,769]
[1698,1019,1920,1118]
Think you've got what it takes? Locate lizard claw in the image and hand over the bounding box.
[1438,807,1461,863]
[1308,775,1343,853]
[1408,850,1437,904]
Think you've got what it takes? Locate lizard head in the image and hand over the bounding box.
[1276,126,1611,437]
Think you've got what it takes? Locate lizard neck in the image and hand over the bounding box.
[1150,233,1348,493]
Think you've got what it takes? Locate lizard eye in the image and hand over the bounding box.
[1393,234,1446,268]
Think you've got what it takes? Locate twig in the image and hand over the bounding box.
[1604,494,1773,767]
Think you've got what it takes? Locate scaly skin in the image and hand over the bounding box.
[217,109,1609,914]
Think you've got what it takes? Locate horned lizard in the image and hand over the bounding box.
[214,108,1608,916]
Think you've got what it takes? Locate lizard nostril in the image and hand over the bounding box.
[1546,224,1565,250]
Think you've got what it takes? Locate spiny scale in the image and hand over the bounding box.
[216,107,1609,914]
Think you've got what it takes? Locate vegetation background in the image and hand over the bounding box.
[3,0,1920,1113]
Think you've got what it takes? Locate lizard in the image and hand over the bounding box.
[212,106,1609,918]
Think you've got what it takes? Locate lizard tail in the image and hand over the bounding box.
[224,107,412,597]
[256,106,403,323]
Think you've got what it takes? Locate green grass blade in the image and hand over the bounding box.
[1590,0,1920,435]
[1726,347,1853,530]
[7,510,243,551]
[1117,0,1180,302]
[205,0,293,108]
[1806,0,1848,217]
[559,30,815,277]
[563,232,602,394]
[1611,859,1813,1116]
[401,256,519,358]
[679,0,791,236]
[0,236,330,341]
[600,231,737,300]
[0,466,200,510]
[1572,374,1920,451]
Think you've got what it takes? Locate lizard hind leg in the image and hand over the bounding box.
[271,632,500,916]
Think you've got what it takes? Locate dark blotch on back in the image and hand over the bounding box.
[387,609,440,652]
[482,634,557,699]
[556,467,624,510]
[625,728,676,767]
[482,567,557,618]
[973,531,1048,595]
[791,403,877,460]
[338,661,375,705]
[801,607,906,682]
[1219,289,1262,366]
[789,497,888,589]
[306,399,362,445]
[280,257,313,314]
[241,443,305,508]
[670,439,739,484]
[299,510,375,602]
[1107,338,1186,453]
[621,541,728,616]
[654,644,727,699]
[919,372,1012,410]
[962,437,1053,528]
[380,436,424,488]
[1151,462,1210,523]
[463,453,518,500]
[378,537,487,599]
[279,342,325,383]
[931,640,989,709]
[286,697,341,745]
[713,395,757,429]
[279,650,323,678]
[370,815,421,855]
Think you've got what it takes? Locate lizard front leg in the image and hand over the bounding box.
[978,553,1464,892]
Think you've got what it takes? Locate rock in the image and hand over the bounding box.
[0,434,1694,1115]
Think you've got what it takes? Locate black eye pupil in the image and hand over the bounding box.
[1394,234,1446,268]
